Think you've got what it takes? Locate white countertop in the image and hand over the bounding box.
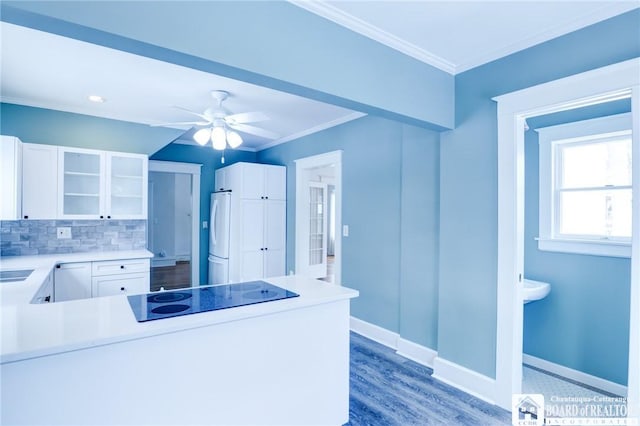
[1,263,358,364]
[0,250,154,306]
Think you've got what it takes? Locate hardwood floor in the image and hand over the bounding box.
[150,261,191,292]
[348,332,511,425]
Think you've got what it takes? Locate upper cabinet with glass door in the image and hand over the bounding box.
[58,147,147,220]
[107,153,148,219]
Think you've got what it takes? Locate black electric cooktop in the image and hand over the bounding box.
[127,281,299,322]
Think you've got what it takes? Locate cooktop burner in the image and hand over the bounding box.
[127,281,299,323]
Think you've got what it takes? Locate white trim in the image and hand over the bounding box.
[349,316,398,349]
[432,357,496,404]
[288,1,456,74]
[288,2,637,75]
[295,151,342,285]
[148,160,202,287]
[537,238,631,258]
[258,112,366,151]
[493,58,640,412]
[628,84,640,418]
[396,338,437,369]
[523,354,628,398]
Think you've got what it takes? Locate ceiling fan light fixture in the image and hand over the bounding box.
[227,130,243,148]
[193,128,211,146]
[211,126,227,150]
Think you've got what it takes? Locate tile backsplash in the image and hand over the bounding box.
[0,220,147,257]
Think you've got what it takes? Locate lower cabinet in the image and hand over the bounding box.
[92,273,149,297]
[54,262,92,302]
[53,258,150,302]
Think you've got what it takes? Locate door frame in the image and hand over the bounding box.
[295,151,342,284]
[148,160,202,287]
[493,58,640,412]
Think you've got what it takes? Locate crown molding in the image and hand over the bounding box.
[289,0,456,75]
[291,1,639,75]
[257,111,366,151]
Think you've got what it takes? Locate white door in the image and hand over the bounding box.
[264,200,286,277]
[305,182,328,279]
[54,262,92,302]
[240,199,265,280]
[22,143,57,219]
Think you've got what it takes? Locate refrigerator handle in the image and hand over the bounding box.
[211,198,219,246]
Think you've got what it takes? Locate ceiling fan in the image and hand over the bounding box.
[152,90,279,150]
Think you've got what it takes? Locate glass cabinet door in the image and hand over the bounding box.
[107,154,147,219]
[59,149,103,218]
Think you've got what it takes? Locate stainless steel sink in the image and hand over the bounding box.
[0,269,34,283]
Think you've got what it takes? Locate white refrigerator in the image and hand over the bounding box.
[208,191,231,285]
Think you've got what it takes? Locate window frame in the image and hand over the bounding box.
[536,112,632,258]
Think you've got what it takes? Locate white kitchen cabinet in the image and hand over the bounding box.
[215,162,286,200]
[21,143,58,219]
[91,258,150,297]
[0,135,22,220]
[92,273,149,297]
[58,147,147,220]
[238,199,286,280]
[106,153,148,219]
[54,262,92,302]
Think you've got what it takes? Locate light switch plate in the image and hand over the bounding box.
[342,225,349,237]
[57,227,71,239]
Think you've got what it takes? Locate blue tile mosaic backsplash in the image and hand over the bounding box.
[0,220,146,257]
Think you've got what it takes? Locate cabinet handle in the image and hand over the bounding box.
[23,215,28,219]
[120,265,125,269]
[265,196,269,199]
[44,296,51,303]
[120,287,126,292]
[100,215,104,219]
[107,215,111,219]
[265,247,268,251]
[56,264,61,269]
[260,248,264,251]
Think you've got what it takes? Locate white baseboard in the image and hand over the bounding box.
[432,356,496,404]
[523,353,627,397]
[396,338,437,369]
[350,316,398,349]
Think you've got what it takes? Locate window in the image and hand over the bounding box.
[537,113,632,257]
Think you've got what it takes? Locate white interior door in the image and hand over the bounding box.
[305,182,328,279]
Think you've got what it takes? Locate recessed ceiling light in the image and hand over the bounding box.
[88,95,105,103]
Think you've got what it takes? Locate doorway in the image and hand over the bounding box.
[494,59,639,412]
[148,160,201,290]
[295,151,342,284]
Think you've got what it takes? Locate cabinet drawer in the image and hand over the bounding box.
[92,258,150,276]
[92,272,149,297]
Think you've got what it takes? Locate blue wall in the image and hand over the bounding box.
[0,103,183,154]
[150,144,257,284]
[258,115,440,345]
[523,103,632,386]
[438,9,640,378]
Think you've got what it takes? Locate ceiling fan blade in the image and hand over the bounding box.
[149,121,209,127]
[224,111,269,124]
[172,105,212,122]
[228,123,280,139]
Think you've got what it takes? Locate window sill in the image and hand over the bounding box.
[536,237,631,258]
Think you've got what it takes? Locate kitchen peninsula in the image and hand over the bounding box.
[0,256,358,425]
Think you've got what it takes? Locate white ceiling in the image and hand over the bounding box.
[1,2,637,151]
[0,22,364,152]
[293,1,639,74]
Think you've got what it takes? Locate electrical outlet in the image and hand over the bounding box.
[203,221,208,229]
[57,227,72,239]
[342,225,349,237]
